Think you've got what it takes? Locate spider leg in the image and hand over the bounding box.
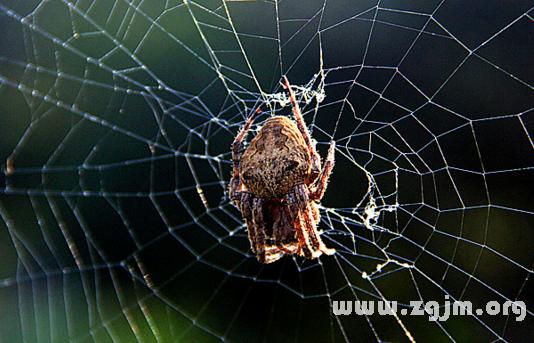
[229,107,260,206]
[232,106,262,178]
[310,201,320,226]
[276,244,298,255]
[286,192,316,259]
[252,197,270,263]
[295,184,336,256]
[274,204,298,254]
[281,76,321,181]
[310,140,336,201]
[263,246,286,264]
[241,196,284,263]
[302,203,335,256]
[229,178,243,203]
[239,193,257,254]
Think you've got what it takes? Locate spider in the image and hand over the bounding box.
[229,76,336,264]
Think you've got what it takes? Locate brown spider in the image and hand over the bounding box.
[229,76,336,264]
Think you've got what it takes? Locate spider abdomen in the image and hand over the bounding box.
[239,116,311,198]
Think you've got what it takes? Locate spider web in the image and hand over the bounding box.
[0,0,533,342]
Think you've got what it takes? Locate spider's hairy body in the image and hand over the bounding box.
[229,76,336,264]
[240,116,311,198]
